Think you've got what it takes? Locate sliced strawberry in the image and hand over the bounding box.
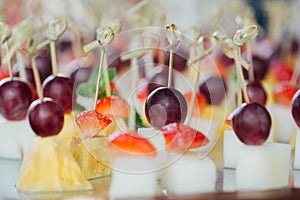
[273,82,298,107]
[75,110,112,138]
[161,122,209,151]
[136,78,149,100]
[96,96,130,118]
[0,68,9,81]
[108,131,156,154]
[270,60,293,82]
[183,92,207,117]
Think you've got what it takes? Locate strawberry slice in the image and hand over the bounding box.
[136,78,149,101]
[0,68,9,81]
[161,123,209,151]
[96,96,130,118]
[108,131,156,154]
[75,110,112,138]
[183,92,207,117]
[273,82,298,107]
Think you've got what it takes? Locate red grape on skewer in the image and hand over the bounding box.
[232,102,271,145]
[243,81,267,106]
[145,87,187,129]
[199,76,227,105]
[291,90,300,128]
[43,75,74,113]
[28,98,64,137]
[0,78,32,120]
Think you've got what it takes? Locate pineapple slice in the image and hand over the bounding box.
[70,136,111,180]
[16,136,92,192]
[58,113,79,148]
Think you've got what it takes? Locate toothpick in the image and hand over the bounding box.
[93,49,105,110]
[129,55,138,131]
[165,24,180,88]
[83,26,115,109]
[31,56,43,100]
[37,18,68,76]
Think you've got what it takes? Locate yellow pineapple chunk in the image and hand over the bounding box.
[70,136,111,180]
[16,136,92,192]
[58,114,79,148]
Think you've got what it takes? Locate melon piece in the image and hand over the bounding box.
[137,127,167,179]
[294,129,300,169]
[109,156,159,198]
[16,136,92,192]
[0,159,21,198]
[0,116,35,159]
[223,168,236,192]
[160,152,216,195]
[70,136,111,180]
[294,170,300,188]
[267,104,297,143]
[223,129,243,169]
[224,128,275,169]
[236,142,291,191]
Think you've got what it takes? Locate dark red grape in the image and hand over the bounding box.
[217,52,234,67]
[43,75,73,113]
[243,56,269,81]
[145,87,187,129]
[243,81,267,106]
[28,98,64,137]
[147,66,173,94]
[291,90,300,128]
[232,102,271,145]
[153,48,188,72]
[70,66,93,87]
[199,76,227,105]
[16,55,52,87]
[0,78,32,120]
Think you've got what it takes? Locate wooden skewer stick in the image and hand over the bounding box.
[165,24,180,88]
[83,26,115,110]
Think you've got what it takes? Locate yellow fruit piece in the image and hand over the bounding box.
[70,136,111,180]
[58,114,79,148]
[16,136,92,192]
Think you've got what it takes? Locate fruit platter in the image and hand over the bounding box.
[1,0,300,199]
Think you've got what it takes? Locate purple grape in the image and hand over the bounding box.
[28,98,64,137]
[0,78,32,120]
[243,56,269,81]
[145,87,187,129]
[199,76,227,105]
[244,81,267,106]
[232,102,271,145]
[43,75,73,113]
[291,90,300,128]
[147,66,173,94]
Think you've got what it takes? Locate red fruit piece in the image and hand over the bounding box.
[136,78,149,100]
[273,82,298,107]
[270,60,293,82]
[0,68,9,81]
[75,110,112,138]
[183,92,207,117]
[161,122,209,151]
[96,96,130,118]
[108,132,156,154]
